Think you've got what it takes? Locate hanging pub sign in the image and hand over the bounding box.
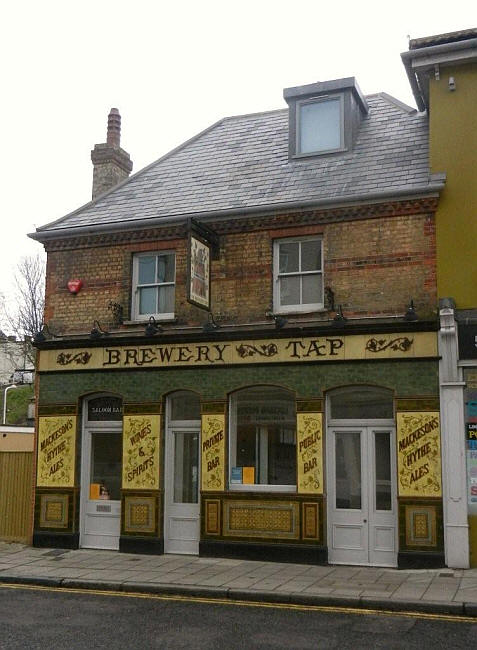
[187,232,211,310]
[186,218,220,311]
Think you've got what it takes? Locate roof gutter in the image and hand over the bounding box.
[28,182,445,243]
[401,37,477,112]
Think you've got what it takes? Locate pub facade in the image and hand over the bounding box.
[31,71,446,568]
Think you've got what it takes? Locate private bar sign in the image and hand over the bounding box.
[39,332,437,372]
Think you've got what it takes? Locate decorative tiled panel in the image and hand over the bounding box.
[205,499,221,535]
[124,496,156,534]
[201,414,225,492]
[224,500,299,539]
[297,412,323,494]
[37,416,77,488]
[405,505,437,547]
[122,415,160,490]
[302,502,319,540]
[39,494,69,528]
[396,412,441,497]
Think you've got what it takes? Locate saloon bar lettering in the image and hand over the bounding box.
[40,332,437,373]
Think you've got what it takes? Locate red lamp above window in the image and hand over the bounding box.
[67,279,83,295]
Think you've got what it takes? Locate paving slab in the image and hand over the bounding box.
[1,542,477,617]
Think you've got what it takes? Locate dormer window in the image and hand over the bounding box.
[284,77,368,160]
[297,95,344,155]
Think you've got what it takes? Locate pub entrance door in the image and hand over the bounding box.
[164,391,201,555]
[80,395,123,550]
[327,425,397,567]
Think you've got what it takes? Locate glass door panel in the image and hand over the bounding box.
[173,431,199,504]
[374,431,392,511]
[90,431,121,500]
[335,430,362,509]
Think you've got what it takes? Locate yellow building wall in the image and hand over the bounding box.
[429,63,477,308]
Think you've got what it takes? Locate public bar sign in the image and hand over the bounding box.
[201,413,225,492]
[296,412,323,494]
[39,331,437,372]
[122,415,160,490]
[37,415,76,487]
[396,412,442,497]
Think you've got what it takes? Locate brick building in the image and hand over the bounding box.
[30,63,447,567]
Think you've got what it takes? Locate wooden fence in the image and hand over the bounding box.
[0,429,34,544]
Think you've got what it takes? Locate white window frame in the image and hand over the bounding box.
[228,389,296,493]
[132,251,176,321]
[296,94,345,157]
[273,236,323,314]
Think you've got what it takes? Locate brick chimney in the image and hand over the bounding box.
[91,108,133,200]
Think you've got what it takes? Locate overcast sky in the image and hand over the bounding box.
[0,0,474,310]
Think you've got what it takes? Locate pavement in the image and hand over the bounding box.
[1,541,477,617]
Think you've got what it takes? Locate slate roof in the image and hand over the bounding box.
[34,93,435,236]
[409,28,477,50]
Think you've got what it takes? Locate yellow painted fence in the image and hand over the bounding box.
[0,451,34,543]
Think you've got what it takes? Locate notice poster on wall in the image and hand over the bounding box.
[201,414,225,491]
[396,412,442,497]
[37,416,77,487]
[467,450,477,505]
[122,415,160,490]
[296,412,323,494]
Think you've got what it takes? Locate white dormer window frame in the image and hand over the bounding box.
[295,94,345,157]
[132,251,176,321]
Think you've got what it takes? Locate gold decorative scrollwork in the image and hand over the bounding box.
[366,337,413,353]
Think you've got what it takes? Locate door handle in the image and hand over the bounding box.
[363,519,367,523]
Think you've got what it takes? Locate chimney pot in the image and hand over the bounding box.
[107,107,121,148]
[91,108,133,200]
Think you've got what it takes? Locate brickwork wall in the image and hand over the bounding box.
[38,360,439,406]
[44,210,436,334]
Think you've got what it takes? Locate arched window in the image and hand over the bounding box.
[328,386,393,421]
[169,390,201,421]
[229,386,296,490]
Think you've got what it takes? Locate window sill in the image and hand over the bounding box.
[273,307,327,316]
[123,317,177,325]
[291,146,347,160]
[228,484,296,493]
